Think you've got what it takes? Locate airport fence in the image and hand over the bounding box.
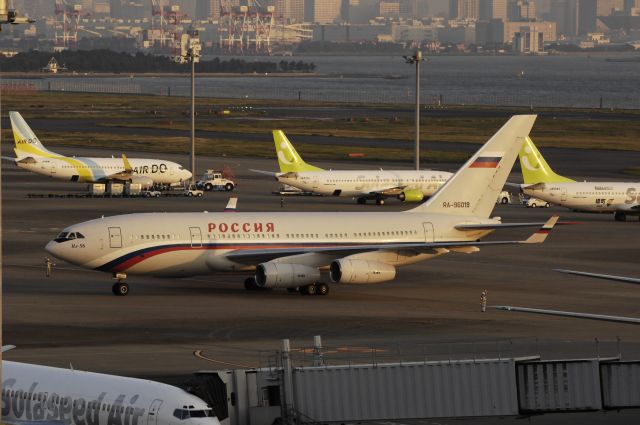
[3,78,639,109]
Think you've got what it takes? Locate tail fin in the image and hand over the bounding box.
[10,111,59,159]
[519,137,575,184]
[409,115,536,218]
[272,130,323,173]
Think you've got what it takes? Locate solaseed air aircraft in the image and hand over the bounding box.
[7,112,192,187]
[1,346,220,425]
[253,131,453,205]
[518,137,640,221]
[46,115,559,296]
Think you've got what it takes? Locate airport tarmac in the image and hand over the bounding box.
[2,147,640,384]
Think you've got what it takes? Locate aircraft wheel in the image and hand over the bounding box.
[187,192,193,197]
[225,183,234,191]
[530,203,537,208]
[144,192,152,198]
[155,193,161,198]
[197,192,203,197]
[356,197,367,205]
[545,203,550,208]
[300,284,316,295]
[244,277,259,291]
[315,283,329,296]
[112,282,129,296]
[204,183,213,191]
[614,212,626,222]
[501,197,509,204]
[376,198,385,206]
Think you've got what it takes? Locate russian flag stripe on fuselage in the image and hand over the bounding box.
[469,157,502,168]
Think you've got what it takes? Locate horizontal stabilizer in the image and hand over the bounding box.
[521,215,559,244]
[554,269,640,285]
[249,169,279,178]
[224,197,238,212]
[2,345,16,353]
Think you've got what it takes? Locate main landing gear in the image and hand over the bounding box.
[614,212,627,222]
[299,283,329,296]
[112,273,129,296]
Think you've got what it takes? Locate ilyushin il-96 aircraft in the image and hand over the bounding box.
[45,115,559,296]
[1,346,220,425]
[6,112,192,187]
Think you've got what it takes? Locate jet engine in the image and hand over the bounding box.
[255,262,320,289]
[329,259,396,284]
[129,175,154,188]
[398,189,424,202]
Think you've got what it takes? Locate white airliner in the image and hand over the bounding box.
[7,112,192,187]
[2,347,220,425]
[45,115,559,296]
[254,131,453,205]
[518,137,640,221]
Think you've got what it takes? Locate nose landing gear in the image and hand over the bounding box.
[112,273,129,296]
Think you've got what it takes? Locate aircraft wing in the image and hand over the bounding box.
[554,269,640,285]
[224,197,238,212]
[249,169,280,178]
[2,345,16,352]
[492,305,640,324]
[615,203,640,213]
[103,154,134,181]
[456,219,575,231]
[2,155,18,162]
[226,216,559,264]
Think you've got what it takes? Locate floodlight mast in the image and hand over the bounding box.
[404,51,424,171]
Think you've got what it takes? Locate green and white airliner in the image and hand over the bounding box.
[518,137,640,221]
[255,131,453,205]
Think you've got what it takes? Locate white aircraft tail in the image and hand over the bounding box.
[409,115,537,218]
[10,111,59,160]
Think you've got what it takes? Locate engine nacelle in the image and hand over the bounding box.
[255,262,320,289]
[129,175,154,188]
[398,189,424,202]
[329,259,396,284]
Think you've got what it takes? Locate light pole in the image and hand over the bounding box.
[177,29,200,185]
[404,50,424,171]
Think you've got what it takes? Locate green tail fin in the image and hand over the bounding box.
[519,137,575,184]
[272,130,323,173]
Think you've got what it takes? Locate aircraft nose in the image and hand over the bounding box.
[184,169,193,180]
[45,239,63,260]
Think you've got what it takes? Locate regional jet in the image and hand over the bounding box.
[46,115,559,296]
[254,131,453,205]
[518,137,640,221]
[6,112,192,187]
[1,346,220,425]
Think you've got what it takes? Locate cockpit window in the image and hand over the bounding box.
[54,231,85,243]
[173,409,213,420]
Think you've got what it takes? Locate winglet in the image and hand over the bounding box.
[224,197,238,212]
[2,345,16,353]
[522,215,559,244]
[122,154,133,173]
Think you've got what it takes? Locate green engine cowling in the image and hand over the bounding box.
[398,189,424,202]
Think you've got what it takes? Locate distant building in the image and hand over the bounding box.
[449,0,479,20]
[306,0,342,23]
[479,0,507,21]
[548,0,597,36]
[277,0,305,22]
[390,21,438,42]
[504,21,558,42]
[508,0,536,21]
[597,0,624,16]
[513,24,545,52]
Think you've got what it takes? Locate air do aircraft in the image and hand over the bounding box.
[518,137,640,221]
[253,131,452,205]
[7,112,192,187]
[1,346,220,425]
[46,115,559,296]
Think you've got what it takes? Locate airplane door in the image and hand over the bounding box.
[423,222,434,243]
[190,227,202,248]
[146,399,163,425]
[561,189,567,201]
[108,227,122,248]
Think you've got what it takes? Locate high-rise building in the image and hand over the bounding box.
[597,0,624,16]
[479,0,507,21]
[508,0,536,20]
[577,0,597,34]
[549,0,597,36]
[449,0,479,19]
[277,0,305,22]
[16,0,55,17]
[306,0,342,23]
